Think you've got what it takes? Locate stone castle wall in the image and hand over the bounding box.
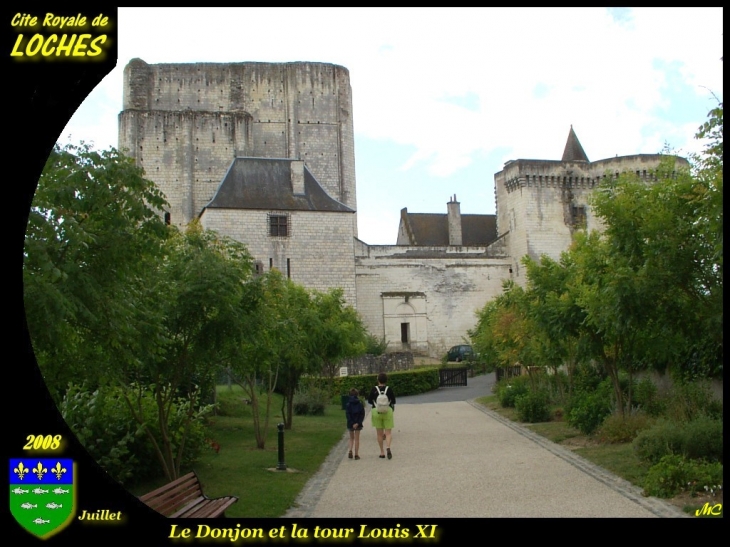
[201,208,357,306]
[339,352,414,376]
[118,109,251,225]
[355,245,512,356]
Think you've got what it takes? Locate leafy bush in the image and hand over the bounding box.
[633,416,723,464]
[293,386,329,416]
[515,390,551,423]
[596,410,654,444]
[642,455,723,498]
[495,375,530,408]
[571,362,606,394]
[566,379,612,435]
[682,415,723,463]
[299,368,441,400]
[663,380,723,422]
[542,370,569,403]
[632,377,665,417]
[59,384,145,485]
[632,419,686,464]
[59,383,211,485]
[364,334,388,356]
[59,385,161,484]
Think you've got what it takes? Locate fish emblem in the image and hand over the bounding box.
[52,488,70,495]
[32,518,50,525]
[46,502,63,509]
[20,503,37,510]
[32,488,49,495]
[12,488,29,495]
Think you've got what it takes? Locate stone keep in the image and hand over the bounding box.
[119,58,357,232]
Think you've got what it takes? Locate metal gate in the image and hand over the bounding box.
[439,367,467,387]
[495,365,523,382]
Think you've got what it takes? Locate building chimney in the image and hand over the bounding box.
[291,160,305,195]
[447,194,462,246]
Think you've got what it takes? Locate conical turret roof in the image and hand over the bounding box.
[561,125,589,162]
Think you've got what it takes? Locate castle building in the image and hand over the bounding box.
[119,59,686,357]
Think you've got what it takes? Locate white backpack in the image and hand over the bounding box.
[375,386,390,413]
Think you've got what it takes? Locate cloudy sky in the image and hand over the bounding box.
[59,7,724,244]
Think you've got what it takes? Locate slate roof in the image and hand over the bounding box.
[204,158,354,213]
[401,212,497,246]
[561,125,589,162]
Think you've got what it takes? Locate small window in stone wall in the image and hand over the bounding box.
[253,260,264,277]
[571,205,587,229]
[268,213,289,237]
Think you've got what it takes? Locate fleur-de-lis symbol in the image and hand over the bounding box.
[33,462,48,480]
[14,462,29,480]
[51,462,67,480]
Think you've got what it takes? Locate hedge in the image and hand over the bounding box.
[299,368,441,402]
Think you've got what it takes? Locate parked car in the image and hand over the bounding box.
[445,345,474,363]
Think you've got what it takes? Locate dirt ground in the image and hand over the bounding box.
[560,436,603,448]
[666,490,723,514]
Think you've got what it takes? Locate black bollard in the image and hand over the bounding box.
[276,423,287,471]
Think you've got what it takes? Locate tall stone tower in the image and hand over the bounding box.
[118,59,358,234]
[494,127,688,281]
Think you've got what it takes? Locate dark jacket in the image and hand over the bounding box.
[345,396,365,429]
[368,385,396,411]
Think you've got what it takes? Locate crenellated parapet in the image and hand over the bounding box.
[498,154,684,194]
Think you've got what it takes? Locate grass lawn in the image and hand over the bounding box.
[128,385,346,518]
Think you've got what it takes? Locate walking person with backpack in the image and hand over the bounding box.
[345,388,365,460]
[368,372,396,459]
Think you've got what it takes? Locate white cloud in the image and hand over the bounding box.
[59,7,724,244]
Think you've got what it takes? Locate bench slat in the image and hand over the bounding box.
[173,496,237,518]
[139,471,238,518]
[140,472,200,501]
[190,498,238,518]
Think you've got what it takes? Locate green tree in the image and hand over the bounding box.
[117,221,254,480]
[471,281,533,371]
[276,281,320,431]
[522,254,588,398]
[589,105,722,381]
[24,143,169,401]
[310,289,368,393]
[568,229,650,414]
[228,270,303,447]
[276,287,368,430]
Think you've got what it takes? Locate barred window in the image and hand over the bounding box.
[269,214,288,237]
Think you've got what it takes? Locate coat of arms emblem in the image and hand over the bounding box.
[10,458,76,539]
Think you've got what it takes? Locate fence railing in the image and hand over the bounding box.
[495,365,523,382]
[439,367,467,387]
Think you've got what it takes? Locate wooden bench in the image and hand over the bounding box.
[139,471,238,518]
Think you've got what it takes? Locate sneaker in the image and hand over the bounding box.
[387,448,392,460]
